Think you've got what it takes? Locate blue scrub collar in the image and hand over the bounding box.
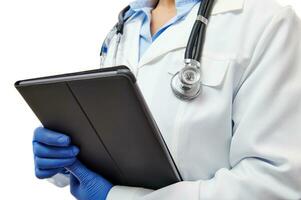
[129,0,199,10]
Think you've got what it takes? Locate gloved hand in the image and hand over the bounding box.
[33,127,79,179]
[66,160,113,200]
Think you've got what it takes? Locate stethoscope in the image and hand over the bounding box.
[100,0,215,101]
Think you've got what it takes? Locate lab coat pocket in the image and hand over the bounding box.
[167,56,230,87]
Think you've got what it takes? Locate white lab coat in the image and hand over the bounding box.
[53,0,301,199]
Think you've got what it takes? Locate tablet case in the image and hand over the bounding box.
[15,66,182,189]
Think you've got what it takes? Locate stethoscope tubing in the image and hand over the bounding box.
[185,0,215,61]
[100,0,215,101]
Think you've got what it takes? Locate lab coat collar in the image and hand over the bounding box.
[128,0,245,17]
[125,0,245,67]
[212,0,245,15]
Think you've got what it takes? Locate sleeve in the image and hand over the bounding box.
[107,7,301,200]
[48,173,70,188]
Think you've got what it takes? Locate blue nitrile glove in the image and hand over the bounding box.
[66,160,113,200]
[33,127,79,179]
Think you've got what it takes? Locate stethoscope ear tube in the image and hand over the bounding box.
[185,0,214,61]
[116,5,131,34]
[194,0,215,61]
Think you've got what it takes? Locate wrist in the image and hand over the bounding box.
[101,182,113,200]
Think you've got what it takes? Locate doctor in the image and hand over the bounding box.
[32,0,301,199]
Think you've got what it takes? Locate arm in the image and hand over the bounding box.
[107,7,301,200]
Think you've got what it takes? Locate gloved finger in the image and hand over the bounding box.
[33,127,70,147]
[35,156,76,170]
[33,142,79,158]
[66,160,93,184]
[35,167,62,179]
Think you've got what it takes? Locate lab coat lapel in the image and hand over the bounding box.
[137,0,245,67]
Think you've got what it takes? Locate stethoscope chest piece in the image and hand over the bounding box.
[171,59,202,101]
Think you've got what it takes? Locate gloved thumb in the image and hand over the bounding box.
[65,160,92,184]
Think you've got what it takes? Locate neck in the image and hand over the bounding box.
[156,0,176,8]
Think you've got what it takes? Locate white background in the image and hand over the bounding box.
[0,0,300,199]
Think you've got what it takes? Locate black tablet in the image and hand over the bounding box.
[15,66,182,189]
